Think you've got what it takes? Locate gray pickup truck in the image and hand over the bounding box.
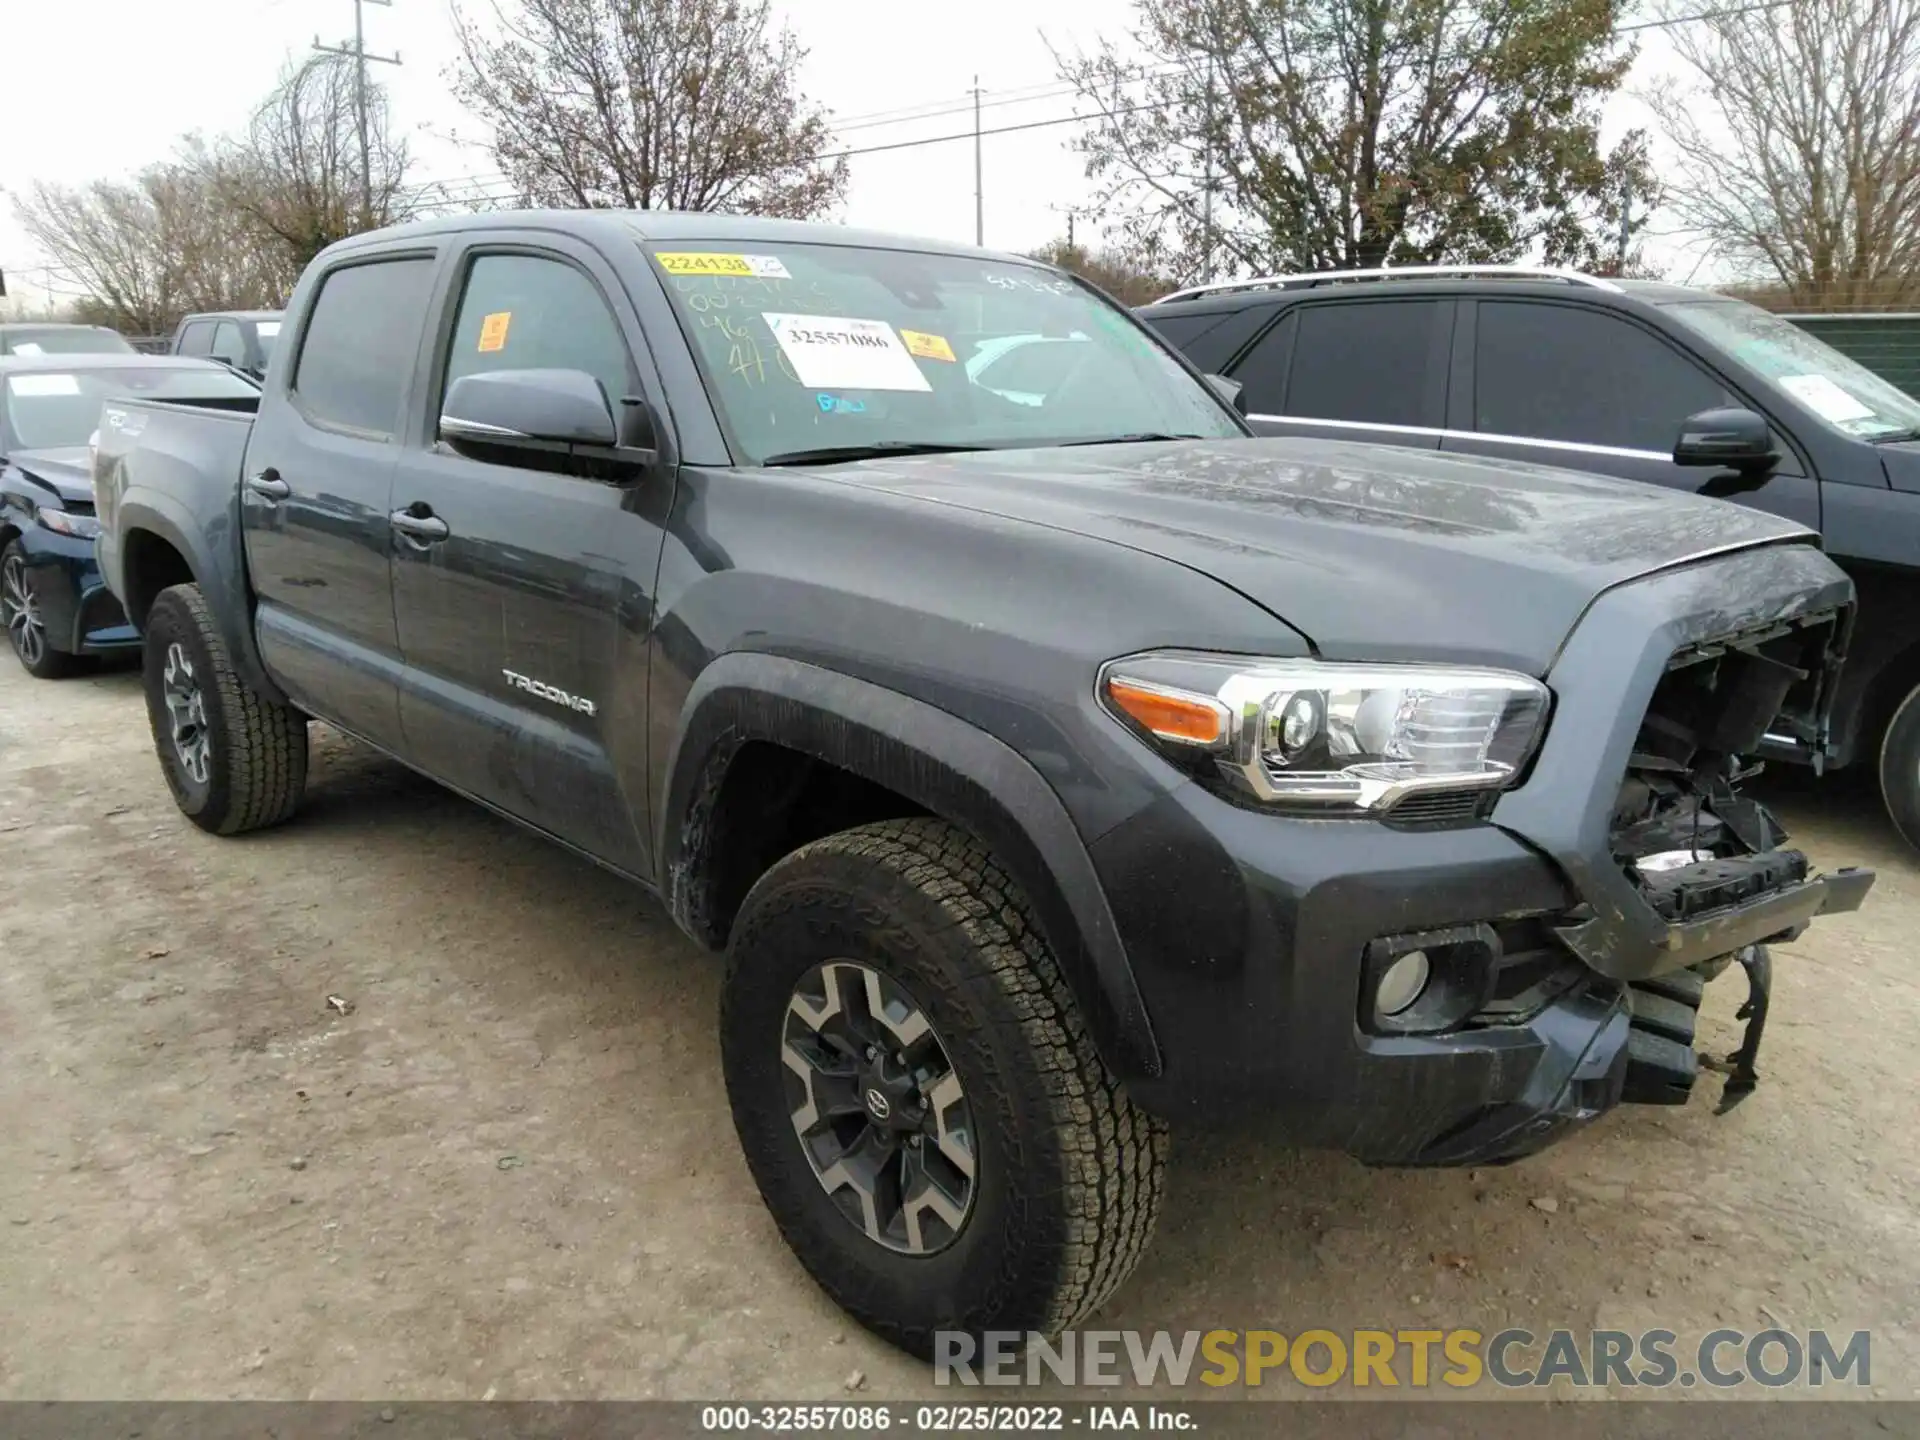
[94,210,1872,1355]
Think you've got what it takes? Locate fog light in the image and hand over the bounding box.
[1374,949,1430,1017]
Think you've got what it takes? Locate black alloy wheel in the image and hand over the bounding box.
[1,540,80,678]
[783,959,977,1255]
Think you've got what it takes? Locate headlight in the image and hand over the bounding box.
[1099,651,1550,813]
[36,507,101,539]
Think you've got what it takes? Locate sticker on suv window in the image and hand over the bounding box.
[1778,373,1874,425]
[656,252,791,279]
[762,314,931,392]
[478,312,512,352]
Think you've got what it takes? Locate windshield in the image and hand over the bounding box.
[1663,299,1920,440]
[255,320,282,362]
[3,366,259,449]
[647,242,1241,462]
[3,327,135,357]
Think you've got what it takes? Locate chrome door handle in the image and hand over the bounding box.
[389,508,449,542]
[246,471,290,500]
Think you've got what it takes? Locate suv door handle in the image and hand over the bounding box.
[246,470,290,500]
[389,506,450,543]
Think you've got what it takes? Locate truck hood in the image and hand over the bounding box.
[825,437,1814,674]
[7,446,94,504]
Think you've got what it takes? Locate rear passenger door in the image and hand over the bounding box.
[1230,298,1451,450]
[243,251,439,749]
[1443,299,1820,530]
[386,238,664,874]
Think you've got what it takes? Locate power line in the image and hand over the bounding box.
[403,0,1803,213]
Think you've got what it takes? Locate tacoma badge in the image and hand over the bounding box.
[501,668,596,716]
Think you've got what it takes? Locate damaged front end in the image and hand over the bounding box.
[1564,586,1872,1109]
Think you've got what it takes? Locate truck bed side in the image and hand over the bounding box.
[95,395,281,700]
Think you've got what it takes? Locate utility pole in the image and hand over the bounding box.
[1615,173,1633,274]
[1201,53,1216,285]
[972,77,985,246]
[315,0,400,229]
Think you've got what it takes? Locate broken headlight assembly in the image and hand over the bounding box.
[1098,651,1551,814]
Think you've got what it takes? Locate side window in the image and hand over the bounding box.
[1474,302,1731,452]
[1286,300,1446,427]
[442,253,631,413]
[1227,312,1298,415]
[211,321,244,367]
[177,322,213,357]
[293,257,436,438]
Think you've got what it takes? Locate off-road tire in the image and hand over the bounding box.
[143,582,307,835]
[721,817,1168,1359]
[1878,682,1920,853]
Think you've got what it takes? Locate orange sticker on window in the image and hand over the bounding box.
[478,312,511,353]
[901,329,956,362]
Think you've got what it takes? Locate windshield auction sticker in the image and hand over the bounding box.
[901,329,957,362]
[762,313,932,392]
[655,251,791,279]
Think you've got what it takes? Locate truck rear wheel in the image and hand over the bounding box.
[142,583,307,835]
[1878,682,1920,852]
[720,817,1168,1359]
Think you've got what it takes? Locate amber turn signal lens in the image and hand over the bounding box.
[1106,676,1228,747]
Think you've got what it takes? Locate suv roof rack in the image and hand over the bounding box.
[1149,265,1621,306]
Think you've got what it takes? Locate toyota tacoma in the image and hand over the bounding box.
[93,211,1874,1356]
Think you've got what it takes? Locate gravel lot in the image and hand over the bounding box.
[2,659,1917,1402]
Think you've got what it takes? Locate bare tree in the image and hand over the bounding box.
[10,162,287,334]
[1650,0,1920,308]
[205,53,414,275]
[449,0,847,216]
[1028,238,1176,305]
[1054,0,1656,285]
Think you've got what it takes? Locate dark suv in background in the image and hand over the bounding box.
[1141,266,1920,847]
[171,310,282,381]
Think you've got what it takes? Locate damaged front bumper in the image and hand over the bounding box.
[1101,541,1875,1164]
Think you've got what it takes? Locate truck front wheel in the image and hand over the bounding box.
[1879,682,1920,851]
[142,583,307,835]
[721,818,1168,1359]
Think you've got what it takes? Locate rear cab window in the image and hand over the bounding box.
[643,244,1242,463]
[291,258,436,438]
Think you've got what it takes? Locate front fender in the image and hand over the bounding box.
[658,651,1162,1081]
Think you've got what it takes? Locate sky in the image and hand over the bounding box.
[0,0,1706,313]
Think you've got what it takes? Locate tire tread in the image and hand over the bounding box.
[148,583,306,834]
[725,817,1168,1350]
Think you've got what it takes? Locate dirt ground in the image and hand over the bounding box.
[2,658,1917,1403]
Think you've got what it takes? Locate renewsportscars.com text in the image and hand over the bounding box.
[934,1327,1871,1390]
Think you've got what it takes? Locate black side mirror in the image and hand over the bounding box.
[441,369,619,452]
[1674,407,1778,471]
[1205,373,1248,415]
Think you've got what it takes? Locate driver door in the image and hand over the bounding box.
[388,238,664,874]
